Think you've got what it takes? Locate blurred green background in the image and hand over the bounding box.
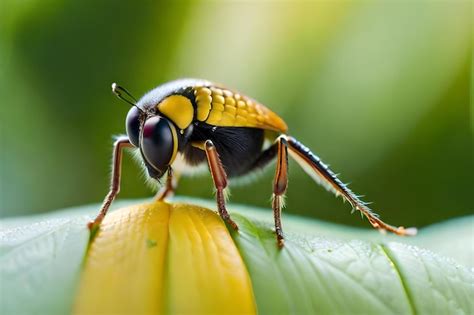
[0,1,472,229]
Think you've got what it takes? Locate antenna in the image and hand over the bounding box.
[111,83,142,111]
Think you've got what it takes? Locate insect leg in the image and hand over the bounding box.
[284,135,417,236]
[88,136,133,230]
[155,167,180,201]
[203,140,239,230]
[272,136,289,247]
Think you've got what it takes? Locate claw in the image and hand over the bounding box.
[277,235,285,248]
[87,220,96,230]
[88,216,103,232]
[87,219,102,240]
[225,217,239,231]
[399,226,418,236]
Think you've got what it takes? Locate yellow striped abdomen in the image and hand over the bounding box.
[194,86,287,133]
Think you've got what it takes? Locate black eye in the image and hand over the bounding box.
[125,107,141,147]
[140,116,177,174]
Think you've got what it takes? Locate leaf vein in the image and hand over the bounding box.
[380,243,417,315]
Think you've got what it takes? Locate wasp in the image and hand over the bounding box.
[88,79,416,246]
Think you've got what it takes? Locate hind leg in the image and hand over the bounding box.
[271,136,289,247]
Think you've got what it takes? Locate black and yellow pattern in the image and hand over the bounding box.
[193,86,288,133]
[92,78,416,251]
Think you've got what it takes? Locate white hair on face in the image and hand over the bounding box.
[127,145,160,192]
[171,153,208,177]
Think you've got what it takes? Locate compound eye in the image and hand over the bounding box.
[140,116,177,174]
[125,107,141,147]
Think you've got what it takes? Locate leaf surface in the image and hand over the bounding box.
[0,200,472,315]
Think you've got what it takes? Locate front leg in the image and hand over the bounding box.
[203,140,238,230]
[88,136,133,230]
[155,167,180,201]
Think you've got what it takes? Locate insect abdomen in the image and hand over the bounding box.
[193,86,287,132]
[184,124,265,177]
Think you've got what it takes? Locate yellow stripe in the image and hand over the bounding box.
[199,85,288,132]
[168,121,178,164]
[157,95,194,130]
[197,103,211,121]
[195,87,212,121]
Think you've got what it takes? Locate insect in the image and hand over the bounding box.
[88,79,417,246]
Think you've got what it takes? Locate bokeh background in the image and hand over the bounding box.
[1,1,472,229]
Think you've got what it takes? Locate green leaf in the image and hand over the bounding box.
[0,211,91,315]
[402,216,474,267]
[0,199,472,315]
[228,210,473,315]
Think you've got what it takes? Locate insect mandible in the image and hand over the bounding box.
[88,79,417,246]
